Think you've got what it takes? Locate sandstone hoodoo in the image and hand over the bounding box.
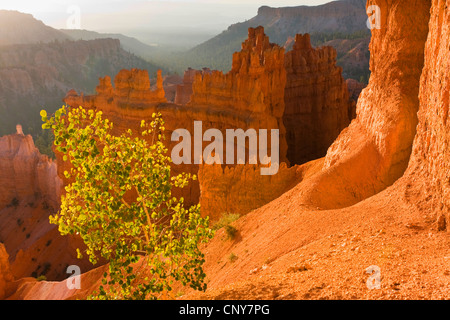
[174,68,199,105]
[175,29,355,166]
[0,131,93,282]
[187,26,288,164]
[0,128,60,208]
[284,33,354,165]
[286,0,432,210]
[62,27,294,209]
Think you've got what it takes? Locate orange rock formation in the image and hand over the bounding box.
[406,0,450,230]
[0,243,14,300]
[63,27,290,207]
[0,130,61,208]
[174,68,198,105]
[287,0,432,210]
[175,31,354,167]
[284,33,354,165]
[0,132,93,282]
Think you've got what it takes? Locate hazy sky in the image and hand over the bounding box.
[0,0,331,35]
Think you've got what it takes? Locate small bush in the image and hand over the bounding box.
[213,213,240,240]
[213,213,240,230]
[224,225,238,240]
[36,275,47,282]
[228,253,238,263]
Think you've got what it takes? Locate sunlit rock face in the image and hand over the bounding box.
[0,132,61,208]
[406,0,450,231]
[287,0,432,210]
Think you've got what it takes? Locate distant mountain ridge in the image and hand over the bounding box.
[253,0,367,42]
[60,29,156,59]
[0,10,157,60]
[0,10,70,46]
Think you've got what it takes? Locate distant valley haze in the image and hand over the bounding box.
[0,0,331,48]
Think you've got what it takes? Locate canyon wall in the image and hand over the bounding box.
[0,130,93,282]
[290,0,432,210]
[284,33,354,165]
[406,0,449,230]
[0,128,61,208]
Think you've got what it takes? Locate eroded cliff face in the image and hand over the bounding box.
[290,0,432,209]
[284,33,354,165]
[0,131,61,208]
[188,26,288,162]
[0,130,95,282]
[406,0,450,230]
[176,31,354,167]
